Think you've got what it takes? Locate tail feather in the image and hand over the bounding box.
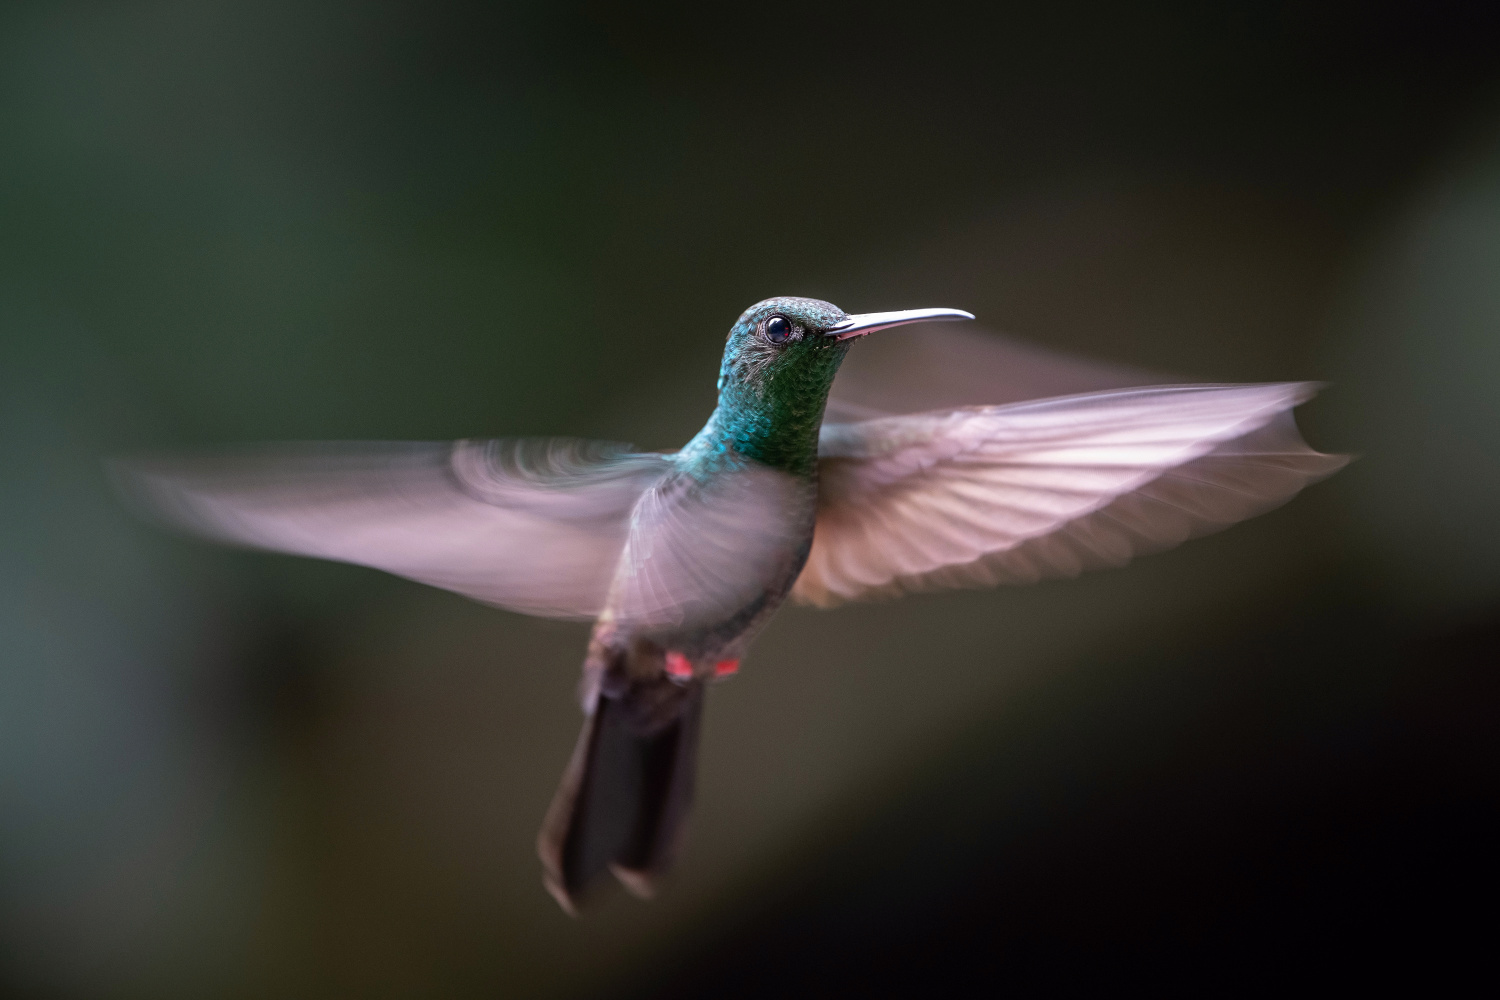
[538,675,704,912]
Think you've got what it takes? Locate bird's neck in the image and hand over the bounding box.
[681,369,841,479]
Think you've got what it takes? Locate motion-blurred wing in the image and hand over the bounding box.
[607,464,815,633]
[826,322,1165,420]
[794,384,1347,607]
[113,439,672,618]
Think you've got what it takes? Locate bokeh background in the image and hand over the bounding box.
[3,1,1499,995]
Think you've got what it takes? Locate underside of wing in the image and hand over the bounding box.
[112,439,671,618]
[794,384,1347,607]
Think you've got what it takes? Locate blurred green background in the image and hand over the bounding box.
[2,1,1498,995]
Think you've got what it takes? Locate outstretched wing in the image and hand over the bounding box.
[112,439,672,618]
[794,383,1347,607]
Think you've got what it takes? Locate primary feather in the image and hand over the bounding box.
[793,383,1347,607]
[111,438,669,619]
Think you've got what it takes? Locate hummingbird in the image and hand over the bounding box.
[113,296,1346,912]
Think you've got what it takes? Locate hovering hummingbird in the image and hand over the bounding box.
[114,297,1346,912]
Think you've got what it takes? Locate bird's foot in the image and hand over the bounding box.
[663,651,740,682]
[664,650,694,681]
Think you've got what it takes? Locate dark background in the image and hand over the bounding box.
[3,1,1498,996]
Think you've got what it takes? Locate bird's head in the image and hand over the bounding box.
[716,296,974,400]
[703,297,973,473]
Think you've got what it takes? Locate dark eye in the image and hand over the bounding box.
[764,315,792,344]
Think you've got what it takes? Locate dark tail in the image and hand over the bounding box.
[538,673,704,913]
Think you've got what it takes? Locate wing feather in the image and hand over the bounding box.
[794,384,1347,607]
[604,464,815,633]
[111,439,671,618]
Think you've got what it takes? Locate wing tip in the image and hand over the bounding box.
[104,453,202,533]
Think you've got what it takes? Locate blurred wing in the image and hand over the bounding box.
[826,322,1167,420]
[606,464,815,632]
[112,439,672,618]
[794,384,1348,607]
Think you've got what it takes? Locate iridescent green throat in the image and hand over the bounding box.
[680,337,849,479]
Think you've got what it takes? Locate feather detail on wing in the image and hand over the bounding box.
[110,439,671,618]
[605,464,815,633]
[793,383,1348,607]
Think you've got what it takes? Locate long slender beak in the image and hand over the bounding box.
[826,307,976,341]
